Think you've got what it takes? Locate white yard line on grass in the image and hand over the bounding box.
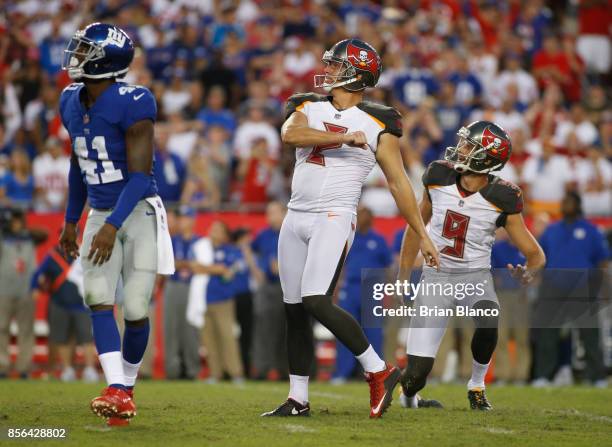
[83,425,112,433]
[481,427,515,435]
[554,409,612,424]
[283,424,317,434]
[309,391,346,400]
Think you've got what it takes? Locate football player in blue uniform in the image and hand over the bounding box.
[59,23,174,426]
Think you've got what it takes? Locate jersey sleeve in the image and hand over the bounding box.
[481,177,524,215]
[357,102,403,139]
[121,87,157,131]
[59,83,80,129]
[284,93,323,120]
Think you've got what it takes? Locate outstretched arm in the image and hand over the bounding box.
[504,213,546,284]
[281,111,366,148]
[376,133,438,269]
[398,191,432,282]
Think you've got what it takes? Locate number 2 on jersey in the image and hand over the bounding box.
[307,122,348,166]
[440,210,470,258]
[74,136,123,185]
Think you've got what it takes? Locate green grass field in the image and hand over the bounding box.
[1,381,611,446]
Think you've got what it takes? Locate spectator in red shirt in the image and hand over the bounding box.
[238,138,276,208]
[576,0,611,75]
[532,34,573,98]
[532,34,581,101]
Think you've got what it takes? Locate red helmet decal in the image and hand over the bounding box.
[482,127,510,160]
[346,43,379,74]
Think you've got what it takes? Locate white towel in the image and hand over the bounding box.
[186,237,213,329]
[66,257,84,299]
[145,196,175,275]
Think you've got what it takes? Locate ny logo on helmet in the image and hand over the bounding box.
[102,28,126,48]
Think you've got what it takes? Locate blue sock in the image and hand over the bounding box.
[91,310,124,389]
[122,320,150,365]
[91,310,121,354]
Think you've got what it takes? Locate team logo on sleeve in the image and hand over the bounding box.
[482,127,510,161]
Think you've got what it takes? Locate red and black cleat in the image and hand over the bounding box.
[90,387,136,423]
[106,388,134,427]
[365,364,401,419]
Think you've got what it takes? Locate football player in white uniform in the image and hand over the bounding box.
[262,39,438,419]
[398,121,546,410]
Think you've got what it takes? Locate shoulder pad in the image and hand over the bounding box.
[422,160,458,187]
[357,101,402,138]
[285,93,328,119]
[481,176,524,214]
[116,85,157,129]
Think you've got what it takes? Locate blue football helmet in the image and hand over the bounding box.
[62,23,134,80]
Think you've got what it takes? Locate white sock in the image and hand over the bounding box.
[467,359,489,390]
[98,351,125,386]
[356,345,386,373]
[408,394,418,408]
[288,375,309,405]
[122,358,142,387]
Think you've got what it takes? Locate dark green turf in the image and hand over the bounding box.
[1,381,610,446]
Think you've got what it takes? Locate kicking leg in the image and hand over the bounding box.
[402,325,448,409]
[302,212,399,418]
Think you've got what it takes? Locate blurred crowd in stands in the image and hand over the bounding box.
[0,1,609,386]
[0,0,610,216]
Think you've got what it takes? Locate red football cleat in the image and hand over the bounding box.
[365,364,401,419]
[106,389,134,427]
[91,387,136,420]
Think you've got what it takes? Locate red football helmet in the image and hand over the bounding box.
[314,39,381,92]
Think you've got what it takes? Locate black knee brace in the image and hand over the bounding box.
[401,355,434,397]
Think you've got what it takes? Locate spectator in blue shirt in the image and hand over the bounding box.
[231,227,254,376]
[333,207,392,382]
[533,192,609,387]
[447,58,483,109]
[491,232,530,384]
[164,206,201,380]
[38,19,65,79]
[146,27,176,81]
[154,128,186,206]
[435,81,469,150]
[210,5,246,49]
[245,202,287,379]
[31,244,99,383]
[191,221,244,382]
[392,68,439,110]
[196,86,237,134]
[0,149,34,210]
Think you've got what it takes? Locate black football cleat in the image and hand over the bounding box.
[417,396,443,408]
[468,388,492,411]
[261,398,311,417]
[399,390,443,409]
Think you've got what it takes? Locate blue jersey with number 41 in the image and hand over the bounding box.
[59,82,158,209]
